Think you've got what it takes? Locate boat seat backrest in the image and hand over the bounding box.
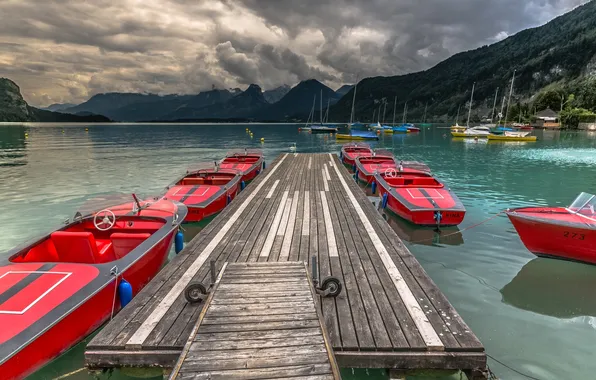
[182,178,206,186]
[110,232,151,259]
[413,177,440,186]
[51,231,98,264]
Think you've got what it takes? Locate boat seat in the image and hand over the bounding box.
[182,178,206,186]
[111,232,151,259]
[51,231,99,264]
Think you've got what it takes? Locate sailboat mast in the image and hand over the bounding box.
[382,99,387,125]
[455,105,461,124]
[307,95,316,127]
[466,82,475,127]
[504,70,516,125]
[324,99,330,123]
[498,95,506,125]
[320,90,323,124]
[402,101,408,124]
[349,82,357,124]
[372,108,376,122]
[392,96,397,126]
[423,103,428,123]
[491,87,499,123]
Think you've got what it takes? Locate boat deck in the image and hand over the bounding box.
[169,262,340,380]
[85,153,486,377]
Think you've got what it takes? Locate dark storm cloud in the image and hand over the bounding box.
[0,0,587,105]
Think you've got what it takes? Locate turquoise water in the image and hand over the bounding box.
[1,124,596,380]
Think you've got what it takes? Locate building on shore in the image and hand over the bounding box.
[531,108,560,129]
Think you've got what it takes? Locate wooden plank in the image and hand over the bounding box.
[259,190,290,259]
[202,313,319,325]
[183,344,328,361]
[207,301,315,313]
[211,296,314,305]
[190,335,325,351]
[280,190,300,260]
[195,328,324,342]
[334,351,487,370]
[266,179,280,198]
[178,353,329,371]
[177,363,332,380]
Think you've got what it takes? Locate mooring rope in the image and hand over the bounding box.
[407,210,506,245]
[110,270,119,321]
[51,367,86,380]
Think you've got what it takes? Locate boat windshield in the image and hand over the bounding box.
[75,193,148,219]
[568,192,596,215]
[226,148,263,157]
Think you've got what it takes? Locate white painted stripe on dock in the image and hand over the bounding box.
[277,196,293,236]
[302,191,310,236]
[308,157,312,170]
[126,154,288,348]
[328,156,444,349]
[324,165,331,181]
[260,190,290,257]
[319,191,338,258]
[279,191,300,260]
[322,169,329,192]
[266,180,280,199]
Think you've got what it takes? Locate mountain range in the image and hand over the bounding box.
[45,80,342,122]
[0,78,109,123]
[330,0,596,122]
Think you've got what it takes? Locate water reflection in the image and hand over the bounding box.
[0,125,27,166]
[501,258,596,318]
[381,210,464,246]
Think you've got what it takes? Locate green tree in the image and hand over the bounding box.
[533,90,564,112]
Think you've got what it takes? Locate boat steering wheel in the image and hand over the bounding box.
[94,209,116,231]
[384,168,398,178]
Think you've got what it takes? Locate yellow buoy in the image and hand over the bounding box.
[61,130,65,133]
[85,128,89,131]
[260,137,264,142]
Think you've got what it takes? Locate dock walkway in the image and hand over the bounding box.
[169,262,340,380]
[86,153,486,378]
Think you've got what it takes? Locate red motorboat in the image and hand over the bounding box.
[340,143,373,168]
[163,164,242,223]
[0,195,186,379]
[220,149,264,182]
[355,154,430,184]
[375,170,466,226]
[507,193,596,264]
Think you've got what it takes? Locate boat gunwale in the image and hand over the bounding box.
[0,201,187,366]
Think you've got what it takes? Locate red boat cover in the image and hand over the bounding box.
[219,161,257,174]
[0,263,99,344]
[164,185,222,207]
[393,187,465,211]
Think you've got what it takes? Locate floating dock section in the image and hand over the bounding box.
[86,153,487,379]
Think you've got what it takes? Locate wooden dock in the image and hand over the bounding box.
[169,262,340,380]
[86,153,487,378]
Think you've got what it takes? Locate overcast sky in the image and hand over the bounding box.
[0,0,588,106]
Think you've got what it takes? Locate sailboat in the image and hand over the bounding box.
[393,100,411,133]
[310,90,337,133]
[419,103,432,127]
[491,71,520,135]
[348,81,366,130]
[299,95,316,132]
[451,104,465,132]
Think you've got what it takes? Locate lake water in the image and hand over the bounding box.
[1,123,596,380]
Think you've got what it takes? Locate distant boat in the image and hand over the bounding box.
[392,125,409,134]
[487,131,537,142]
[451,126,491,138]
[309,90,337,133]
[336,130,379,141]
[349,122,367,130]
[490,125,516,135]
